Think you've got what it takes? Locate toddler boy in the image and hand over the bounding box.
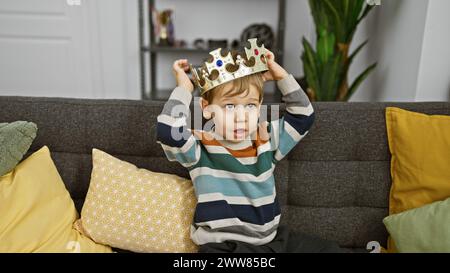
[157,40,342,253]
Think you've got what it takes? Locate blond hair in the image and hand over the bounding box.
[201,73,264,103]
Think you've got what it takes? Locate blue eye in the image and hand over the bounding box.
[245,104,257,110]
[225,104,235,110]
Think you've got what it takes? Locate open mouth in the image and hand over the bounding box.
[233,129,247,136]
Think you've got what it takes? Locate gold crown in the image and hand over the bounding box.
[190,38,269,95]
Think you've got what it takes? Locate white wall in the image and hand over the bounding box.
[416,0,450,101]
[350,0,430,101]
[95,0,140,99]
[351,0,450,102]
[283,0,312,78]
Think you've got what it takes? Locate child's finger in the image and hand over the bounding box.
[172,60,181,72]
[264,51,275,62]
[182,62,192,72]
[173,59,188,67]
[262,71,272,82]
[173,61,187,74]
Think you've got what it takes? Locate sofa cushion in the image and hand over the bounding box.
[385,107,450,251]
[75,148,198,253]
[0,146,112,253]
[383,197,450,252]
[0,121,37,176]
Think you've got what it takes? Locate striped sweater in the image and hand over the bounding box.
[156,74,315,245]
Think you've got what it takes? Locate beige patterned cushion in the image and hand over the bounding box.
[74,149,198,253]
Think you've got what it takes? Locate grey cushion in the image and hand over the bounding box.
[0,96,449,250]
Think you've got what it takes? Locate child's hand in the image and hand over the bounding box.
[172,59,194,93]
[261,50,289,82]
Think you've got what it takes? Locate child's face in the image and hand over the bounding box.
[202,83,261,142]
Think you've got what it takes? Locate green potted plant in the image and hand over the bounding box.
[301,0,377,101]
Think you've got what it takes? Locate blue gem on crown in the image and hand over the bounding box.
[216,60,223,67]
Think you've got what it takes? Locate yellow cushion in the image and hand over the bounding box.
[75,149,198,253]
[385,107,450,252]
[0,146,112,253]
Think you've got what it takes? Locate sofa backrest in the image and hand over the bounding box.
[1,96,449,250]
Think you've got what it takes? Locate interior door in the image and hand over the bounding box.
[0,0,103,98]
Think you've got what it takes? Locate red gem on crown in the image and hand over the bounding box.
[254,49,259,55]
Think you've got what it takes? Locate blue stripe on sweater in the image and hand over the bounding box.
[284,112,315,135]
[277,120,298,158]
[194,199,281,225]
[192,174,275,199]
[156,122,190,148]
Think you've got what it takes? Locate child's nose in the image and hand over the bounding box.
[234,105,247,122]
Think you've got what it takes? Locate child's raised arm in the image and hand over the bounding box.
[156,59,201,169]
[262,51,315,163]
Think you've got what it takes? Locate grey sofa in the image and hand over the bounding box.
[1,95,449,253]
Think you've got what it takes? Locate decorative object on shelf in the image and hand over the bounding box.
[152,8,175,46]
[174,39,187,48]
[231,39,240,50]
[190,38,269,95]
[240,24,275,50]
[193,38,207,50]
[301,0,377,101]
[207,39,228,49]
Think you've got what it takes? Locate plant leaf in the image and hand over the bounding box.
[346,0,365,42]
[340,40,368,85]
[323,0,343,42]
[302,37,321,99]
[317,29,336,64]
[302,37,318,73]
[346,63,377,100]
[358,3,374,24]
[315,51,337,101]
[349,40,368,63]
[343,0,349,18]
[303,58,321,100]
[309,0,328,38]
[322,53,342,101]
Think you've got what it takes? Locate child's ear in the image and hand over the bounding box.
[199,97,212,119]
